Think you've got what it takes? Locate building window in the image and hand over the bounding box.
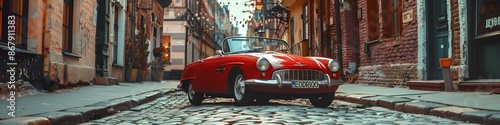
[290,18,295,46]
[1,0,28,48]
[63,0,74,51]
[113,7,119,64]
[302,3,309,40]
[153,27,158,38]
[382,0,402,37]
[151,13,156,22]
[367,0,380,41]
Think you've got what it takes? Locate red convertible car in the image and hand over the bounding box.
[179,37,343,107]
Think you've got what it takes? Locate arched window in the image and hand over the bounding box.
[151,13,156,22]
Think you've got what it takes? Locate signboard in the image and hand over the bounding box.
[476,0,500,36]
[402,9,413,23]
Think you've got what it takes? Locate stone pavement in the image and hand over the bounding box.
[336,84,500,124]
[82,91,476,125]
[0,80,181,125]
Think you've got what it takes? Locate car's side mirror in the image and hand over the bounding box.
[216,50,223,57]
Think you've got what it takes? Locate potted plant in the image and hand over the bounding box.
[135,27,150,82]
[151,47,169,81]
[124,40,135,82]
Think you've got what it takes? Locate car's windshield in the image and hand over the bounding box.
[222,37,291,54]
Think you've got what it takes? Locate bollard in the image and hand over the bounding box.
[440,58,454,92]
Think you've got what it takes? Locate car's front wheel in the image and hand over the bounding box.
[309,93,335,108]
[187,83,204,105]
[231,73,255,106]
[255,96,271,104]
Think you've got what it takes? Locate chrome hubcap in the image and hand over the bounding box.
[234,74,245,100]
[188,84,195,100]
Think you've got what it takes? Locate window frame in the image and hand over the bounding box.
[1,0,28,48]
[113,6,119,64]
[302,2,309,40]
[63,0,74,52]
[382,0,402,37]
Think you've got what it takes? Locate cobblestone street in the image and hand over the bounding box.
[79,92,478,125]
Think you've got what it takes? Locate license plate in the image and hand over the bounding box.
[291,80,320,88]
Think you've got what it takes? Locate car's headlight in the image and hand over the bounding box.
[328,60,339,72]
[256,58,270,72]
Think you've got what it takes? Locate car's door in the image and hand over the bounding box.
[192,57,218,92]
[212,54,245,94]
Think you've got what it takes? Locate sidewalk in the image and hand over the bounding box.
[0,80,181,124]
[336,84,500,124]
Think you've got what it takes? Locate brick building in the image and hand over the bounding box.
[299,0,500,91]
[355,0,419,86]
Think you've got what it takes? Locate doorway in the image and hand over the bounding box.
[426,0,449,80]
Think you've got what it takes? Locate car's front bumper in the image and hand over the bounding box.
[244,79,343,94]
[245,79,343,87]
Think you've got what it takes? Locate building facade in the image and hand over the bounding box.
[280,0,500,91]
[163,0,188,73]
[0,0,97,92]
[184,0,233,71]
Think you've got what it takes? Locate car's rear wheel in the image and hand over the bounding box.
[188,83,204,105]
[231,73,255,106]
[309,93,335,108]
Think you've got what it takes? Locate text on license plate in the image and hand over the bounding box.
[291,81,320,88]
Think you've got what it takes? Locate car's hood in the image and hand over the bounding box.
[242,52,328,70]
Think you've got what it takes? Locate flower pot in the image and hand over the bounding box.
[439,58,452,68]
[151,68,164,81]
[142,69,149,81]
[130,68,139,82]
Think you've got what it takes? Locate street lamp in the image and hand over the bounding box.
[255,2,264,10]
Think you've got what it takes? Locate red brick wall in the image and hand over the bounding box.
[358,0,418,66]
[341,0,360,72]
[356,0,418,86]
[451,0,461,81]
[329,0,338,60]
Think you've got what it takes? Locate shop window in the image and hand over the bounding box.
[476,0,500,37]
[63,0,74,52]
[381,0,402,37]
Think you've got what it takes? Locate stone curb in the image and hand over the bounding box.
[335,92,500,125]
[0,88,182,125]
[0,117,51,125]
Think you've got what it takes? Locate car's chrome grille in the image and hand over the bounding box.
[272,69,325,81]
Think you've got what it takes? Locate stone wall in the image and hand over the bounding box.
[451,0,461,82]
[341,0,360,72]
[358,64,418,87]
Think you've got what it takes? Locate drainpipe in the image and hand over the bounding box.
[42,0,51,84]
[184,1,188,68]
[335,0,344,80]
